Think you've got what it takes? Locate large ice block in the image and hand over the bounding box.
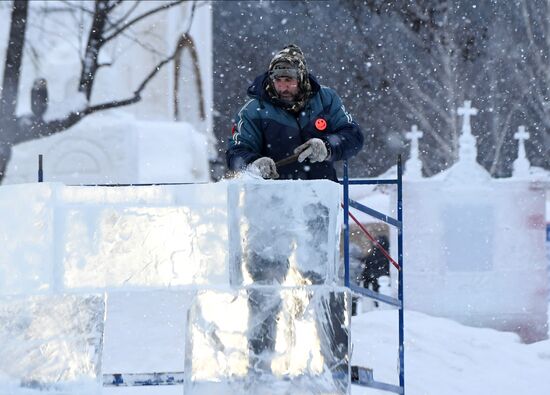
[59,183,229,290]
[184,287,351,395]
[228,180,342,287]
[0,294,105,393]
[0,183,229,295]
[0,183,56,295]
[101,290,192,375]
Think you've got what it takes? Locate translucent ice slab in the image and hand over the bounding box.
[0,183,56,296]
[0,180,342,294]
[228,181,342,287]
[60,183,229,290]
[0,294,105,393]
[184,287,351,395]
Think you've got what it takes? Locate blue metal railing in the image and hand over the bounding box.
[341,156,405,395]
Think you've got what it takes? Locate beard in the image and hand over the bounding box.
[277,91,299,103]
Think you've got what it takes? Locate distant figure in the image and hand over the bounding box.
[349,242,365,315]
[360,235,390,298]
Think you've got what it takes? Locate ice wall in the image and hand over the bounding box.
[399,178,548,342]
[0,179,346,392]
[0,180,341,294]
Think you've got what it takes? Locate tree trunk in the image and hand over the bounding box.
[0,0,29,177]
[78,0,110,101]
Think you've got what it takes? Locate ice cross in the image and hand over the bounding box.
[405,125,423,143]
[405,125,423,162]
[512,125,530,177]
[456,100,479,163]
[514,126,529,143]
[404,125,424,178]
[457,100,478,134]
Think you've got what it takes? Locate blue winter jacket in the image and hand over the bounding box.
[226,73,364,181]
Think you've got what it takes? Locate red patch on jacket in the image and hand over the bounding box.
[315,118,327,131]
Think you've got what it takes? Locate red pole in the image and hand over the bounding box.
[342,203,401,270]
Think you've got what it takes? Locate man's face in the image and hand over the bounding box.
[273,77,299,101]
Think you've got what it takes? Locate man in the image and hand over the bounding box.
[226,44,364,180]
[226,44,364,389]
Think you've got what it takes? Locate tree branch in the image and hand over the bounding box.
[104,1,140,34]
[46,48,178,133]
[58,0,94,15]
[78,0,111,100]
[104,0,124,13]
[1,0,28,120]
[44,0,196,135]
[103,0,186,44]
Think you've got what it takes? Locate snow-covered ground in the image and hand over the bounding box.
[351,308,550,395]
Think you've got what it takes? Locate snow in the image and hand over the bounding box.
[351,310,550,395]
[4,112,210,185]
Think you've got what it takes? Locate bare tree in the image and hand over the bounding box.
[510,0,550,170]
[213,1,548,177]
[0,0,192,180]
[362,0,550,176]
[375,1,488,175]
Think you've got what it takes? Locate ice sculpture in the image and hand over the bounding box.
[3,115,210,185]
[397,101,548,342]
[184,288,350,395]
[404,125,423,179]
[0,294,105,393]
[0,179,350,392]
[186,180,349,394]
[228,180,342,287]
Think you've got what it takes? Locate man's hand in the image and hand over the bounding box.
[294,138,329,163]
[249,157,279,179]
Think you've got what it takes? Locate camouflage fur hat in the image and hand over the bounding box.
[269,44,309,85]
[267,44,312,111]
